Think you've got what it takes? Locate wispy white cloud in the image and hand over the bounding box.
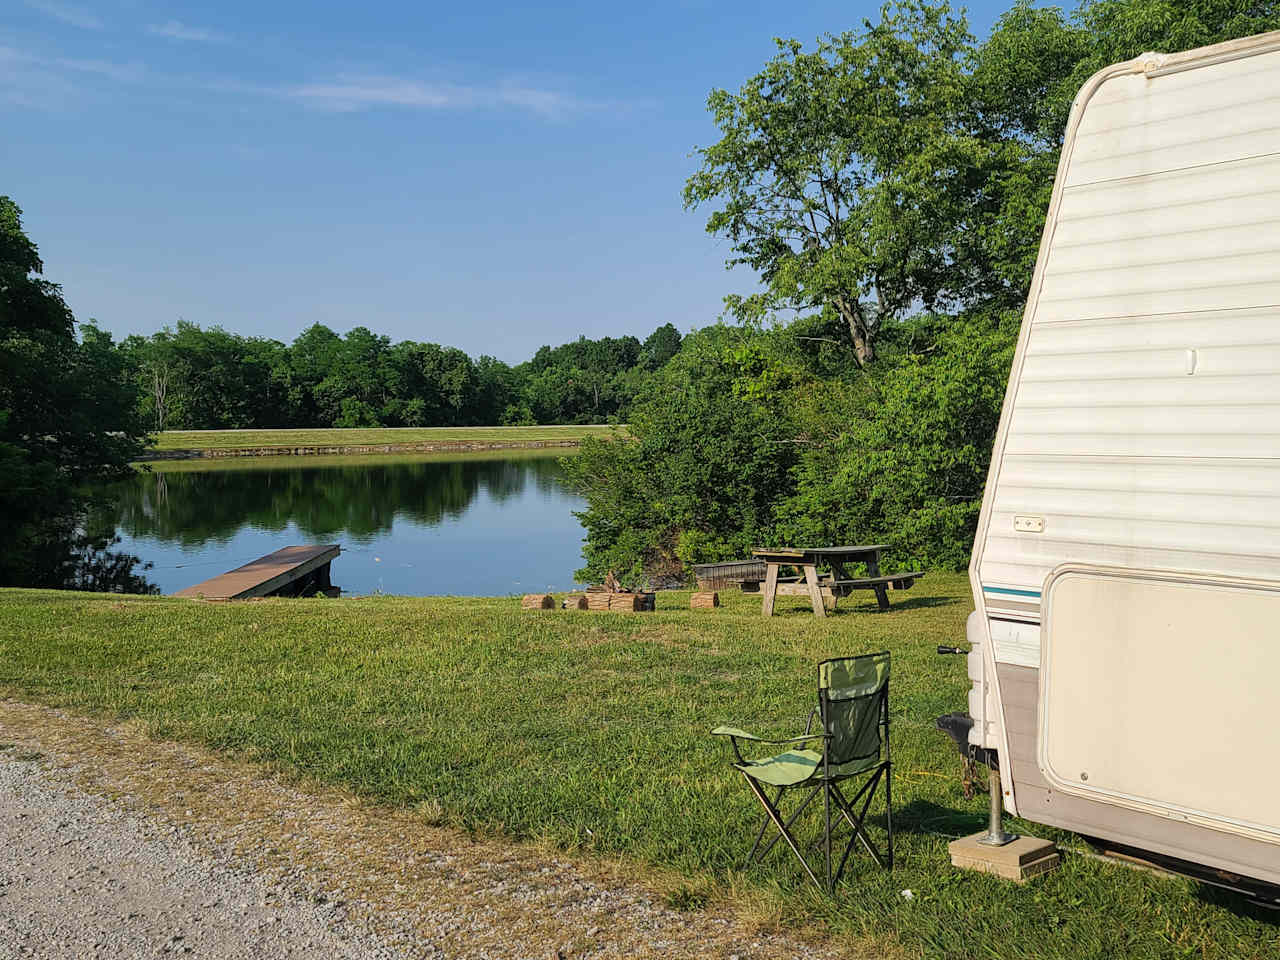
[23,0,103,30]
[0,44,143,106]
[0,46,65,106]
[53,53,144,82]
[146,20,226,43]
[286,74,584,118]
[0,43,599,122]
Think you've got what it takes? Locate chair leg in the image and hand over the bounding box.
[831,780,881,880]
[834,821,860,886]
[740,774,822,889]
[851,771,888,865]
[745,786,783,865]
[824,781,833,892]
[885,762,894,869]
[829,768,891,880]
[753,784,820,864]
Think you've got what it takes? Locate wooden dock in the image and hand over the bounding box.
[174,544,341,600]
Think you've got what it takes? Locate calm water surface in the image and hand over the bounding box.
[114,453,588,596]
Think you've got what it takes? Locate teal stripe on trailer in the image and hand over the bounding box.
[983,586,1042,598]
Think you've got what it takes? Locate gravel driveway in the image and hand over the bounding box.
[0,752,408,959]
[0,702,855,960]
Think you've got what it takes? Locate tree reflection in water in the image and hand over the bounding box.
[113,455,569,547]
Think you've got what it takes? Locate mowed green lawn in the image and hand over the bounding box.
[149,424,622,451]
[1,577,1275,959]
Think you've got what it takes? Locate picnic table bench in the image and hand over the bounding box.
[746,546,923,617]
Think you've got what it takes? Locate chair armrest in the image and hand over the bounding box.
[712,725,827,765]
[710,726,827,744]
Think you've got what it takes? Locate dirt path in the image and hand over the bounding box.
[0,751,408,959]
[0,701,861,959]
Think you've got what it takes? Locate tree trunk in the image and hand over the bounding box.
[151,366,170,431]
[834,296,876,366]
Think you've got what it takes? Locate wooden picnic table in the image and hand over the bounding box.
[749,545,922,617]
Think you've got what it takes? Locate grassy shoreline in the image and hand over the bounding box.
[1,579,1275,958]
[139,446,578,473]
[145,425,623,459]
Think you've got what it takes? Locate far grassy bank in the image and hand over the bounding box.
[145,425,625,459]
[140,446,577,474]
[1,579,1274,959]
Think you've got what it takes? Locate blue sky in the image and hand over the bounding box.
[6,0,1014,362]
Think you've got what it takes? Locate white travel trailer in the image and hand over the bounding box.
[956,29,1280,901]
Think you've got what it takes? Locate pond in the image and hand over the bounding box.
[112,452,588,597]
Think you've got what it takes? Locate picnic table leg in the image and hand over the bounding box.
[828,561,849,612]
[865,554,891,612]
[802,564,826,618]
[762,562,779,617]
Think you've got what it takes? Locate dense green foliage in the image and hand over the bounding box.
[3,583,1278,958]
[774,313,1019,571]
[0,197,150,591]
[569,0,1280,585]
[120,320,684,430]
[567,327,801,583]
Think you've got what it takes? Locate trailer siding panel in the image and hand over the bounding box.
[979,45,1280,615]
[998,664,1280,885]
[1064,49,1280,187]
[971,34,1280,877]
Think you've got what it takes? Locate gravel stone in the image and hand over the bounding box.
[0,754,408,960]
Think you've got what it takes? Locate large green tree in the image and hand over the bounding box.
[684,1,986,365]
[0,197,150,589]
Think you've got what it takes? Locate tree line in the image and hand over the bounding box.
[565,0,1280,585]
[120,319,682,431]
[1,197,150,591]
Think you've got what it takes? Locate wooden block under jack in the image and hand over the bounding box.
[948,832,1060,882]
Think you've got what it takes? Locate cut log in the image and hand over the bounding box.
[562,594,588,610]
[521,593,554,610]
[610,593,648,612]
[584,592,657,612]
[691,592,720,609]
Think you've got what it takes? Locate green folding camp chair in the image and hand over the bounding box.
[712,651,893,891]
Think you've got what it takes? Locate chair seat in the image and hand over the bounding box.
[736,749,880,787]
